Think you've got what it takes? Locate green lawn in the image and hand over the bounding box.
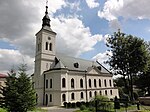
[74,105,150,112]
[0,108,7,112]
[0,107,47,112]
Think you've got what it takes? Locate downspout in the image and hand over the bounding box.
[43,73,46,105]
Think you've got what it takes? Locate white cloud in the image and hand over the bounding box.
[99,0,150,21]
[86,0,99,8]
[51,16,103,57]
[0,49,34,75]
[0,0,66,58]
[0,1,104,73]
[92,50,112,64]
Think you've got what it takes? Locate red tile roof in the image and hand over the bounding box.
[0,73,8,78]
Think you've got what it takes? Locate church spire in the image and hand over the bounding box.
[42,2,50,27]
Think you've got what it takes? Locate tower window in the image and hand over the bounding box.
[62,78,66,88]
[49,43,52,51]
[80,79,83,88]
[46,42,48,50]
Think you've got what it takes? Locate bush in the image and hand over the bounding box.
[85,102,90,107]
[63,102,67,108]
[76,102,81,107]
[71,103,76,108]
[81,101,86,105]
[67,102,71,108]
[90,95,113,111]
[80,105,87,111]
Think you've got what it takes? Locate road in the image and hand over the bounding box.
[41,106,78,112]
[48,108,78,112]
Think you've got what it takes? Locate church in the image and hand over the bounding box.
[32,5,119,106]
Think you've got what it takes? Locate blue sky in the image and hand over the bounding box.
[0,0,150,74]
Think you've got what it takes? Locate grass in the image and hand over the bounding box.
[28,107,47,112]
[0,108,7,112]
[74,105,150,112]
[0,107,47,112]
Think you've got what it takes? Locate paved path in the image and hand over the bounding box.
[41,106,78,112]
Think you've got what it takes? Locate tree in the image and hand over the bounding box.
[106,30,150,101]
[0,64,36,112]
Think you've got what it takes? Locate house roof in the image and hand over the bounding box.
[0,73,7,78]
[50,53,111,74]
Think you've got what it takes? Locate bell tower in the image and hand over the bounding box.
[33,4,56,105]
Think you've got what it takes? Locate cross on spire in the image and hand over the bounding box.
[42,0,50,27]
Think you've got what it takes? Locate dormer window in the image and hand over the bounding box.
[97,66,101,71]
[74,62,79,68]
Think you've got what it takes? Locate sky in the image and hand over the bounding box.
[0,0,150,74]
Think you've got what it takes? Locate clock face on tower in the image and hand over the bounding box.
[48,37,51,40]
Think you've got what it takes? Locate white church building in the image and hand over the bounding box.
[32,5,119,106]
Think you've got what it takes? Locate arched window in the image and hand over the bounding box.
[109,80,112,87]
[45,42,48,50]
[94,79,97,87]
[80,92,84,99]
[99,79,101,87]
[45,94,48,105]
[89,79,91,88]
[94,91,97,96]
[80,79,83,88]
[104,79,107,87]
[62,94,66,101]
[49,94,52,102]
[49,43,52,51]
[50,79,52,88]
[62,78,66,88]
[89,91,92,97]
[105,90,107,95]
[99,91,102,95]
[71,78,74,88]
[46,79,48,88]
[110,90,113,95]
[71,93,75,100]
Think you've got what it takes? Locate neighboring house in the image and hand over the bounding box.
[0,73,7,97]
[32,5,119,106]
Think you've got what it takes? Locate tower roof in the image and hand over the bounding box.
[42,5,50,27]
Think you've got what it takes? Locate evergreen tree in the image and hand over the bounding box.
[0,64,36,112]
